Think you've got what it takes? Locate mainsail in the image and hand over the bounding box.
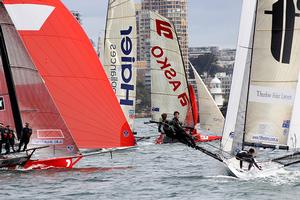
[223,0,300,154]
[189,62,224,134]
[4,0,136,149]
[0,2,79,158]
[244,0,300,149]
[103,0,137,131]
[150,11,194,127]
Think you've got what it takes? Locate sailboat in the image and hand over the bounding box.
[194,0,300,178]
[103,0,137,134]
[0,1,82,169]
[4,0,136,152]
[149,12,221,144]
[189,61,224,137]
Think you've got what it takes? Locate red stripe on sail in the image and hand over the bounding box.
[189,84,199,124]
[4,0,135,148]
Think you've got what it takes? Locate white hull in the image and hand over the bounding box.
[223,157,285,179]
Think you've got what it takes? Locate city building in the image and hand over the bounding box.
[189,46,219,58]
[141,0,188,68]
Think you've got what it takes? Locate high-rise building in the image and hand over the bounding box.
[142,0,188,68]
[140,0,188,68]
[137,0,189,89]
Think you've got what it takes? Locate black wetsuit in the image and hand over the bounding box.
[0,127,6,154]
[236,150,260,170]
[158,120,175,139]
[2,128,10,154]
[170,118,196,148]
[8,129,16,152]
[18,127,32,151]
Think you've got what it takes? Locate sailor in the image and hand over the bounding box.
[3,125,10,154]
[0,123,6,154]
[158,113,175,138]
[235,148,262,170]
[17,122,32,152]
[170,111,196,148]
[7,125,16,152]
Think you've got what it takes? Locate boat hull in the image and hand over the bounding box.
[223,157,285,179]
[155,131,221,144]
[23,155,83,170]
[0,154,29,168]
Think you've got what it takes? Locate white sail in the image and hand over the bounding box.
[189,62,224,134]
[103,0,137,130]
[221,0,257,153]
[244,0,300,148]
[150,11,192,125]
[288,71,300,149]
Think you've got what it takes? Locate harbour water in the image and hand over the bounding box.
[0,118,300,200]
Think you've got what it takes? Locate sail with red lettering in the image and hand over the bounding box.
[150,12,194,126]
[103,0,137,131]
[4,0,136,149]
[0,2,79,160]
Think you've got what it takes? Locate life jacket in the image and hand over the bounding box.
[8,130,13,139]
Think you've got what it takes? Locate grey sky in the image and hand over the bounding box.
[61,0,243,48]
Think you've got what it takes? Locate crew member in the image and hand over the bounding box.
[0,123,6,154]
[236,148,262,170]
[18,122,32,152]
[3,125,10,154]
[7,125,16,152]
[158,113,174,138]
[170,111,196,148]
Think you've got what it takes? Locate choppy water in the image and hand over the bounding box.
[1,118,300,200]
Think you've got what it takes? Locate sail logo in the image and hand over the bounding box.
[155,19,174,40]
[119,26,135,106]
[0,97,5,111]
[265,0,300,64]
[151,46,189,107]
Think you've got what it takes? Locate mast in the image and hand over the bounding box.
[0,26,22,139]
[241,0,258,150]
[174,26,196,127]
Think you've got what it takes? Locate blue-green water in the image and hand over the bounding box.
[0,118,300,200]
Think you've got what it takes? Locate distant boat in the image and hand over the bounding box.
[148,11,221,144]
[103,0,137,133]
[196,0,300,178]
[4,0,136,152]
[189,61,224,135]
[0,2,82,169]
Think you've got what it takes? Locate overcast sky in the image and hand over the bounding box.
[61,0,243,48]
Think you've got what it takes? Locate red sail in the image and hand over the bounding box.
[0,2,79,158]
[4,0,135,148]
[189,85,199,125]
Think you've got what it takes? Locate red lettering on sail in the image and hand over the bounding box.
[169,81,181,91]
[150,45,187,107]
[158,57,171,70]
[155,19,173,39]
[178,93,189,106]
